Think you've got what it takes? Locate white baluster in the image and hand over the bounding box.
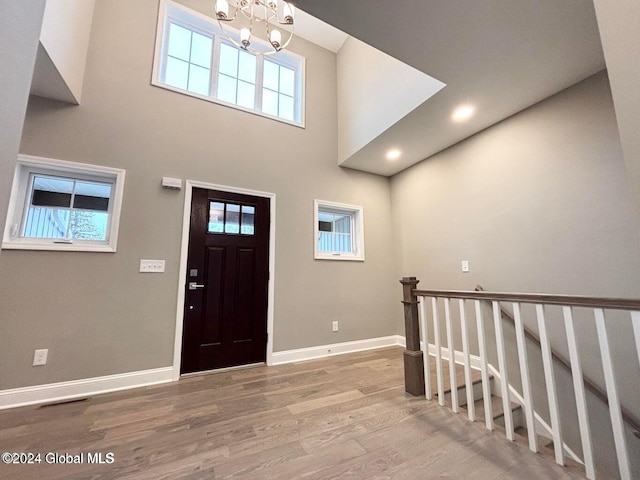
[493,301,514,441]
[419,296,432,400]
[632,311,640,367]
[460,299,475,421]
[595,308,631,480]
[513,302,537,453]
[445,298,458,412]
[537,304,564,466]
[475,300,493,430]
[432,297,445,406]
[563,306,595,480]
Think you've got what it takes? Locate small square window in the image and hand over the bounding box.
[314,200,365,261]
[2,155,126,252]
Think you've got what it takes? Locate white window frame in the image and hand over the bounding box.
[314,199,365,261]
[2,155,126,253]
[152,0,306,127]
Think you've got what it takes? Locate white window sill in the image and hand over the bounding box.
[1,241,116,253]
[152,80,306,129]
[314,253,365,262]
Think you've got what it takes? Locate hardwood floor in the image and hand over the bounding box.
[0,347,586,479]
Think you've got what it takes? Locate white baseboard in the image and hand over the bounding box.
[271,335,404,365]
[398,336,483,370]
[0,367,174,410]
[0,336,406,410]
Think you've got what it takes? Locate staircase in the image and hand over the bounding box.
[433,357,598,479]
[400,276,640,480]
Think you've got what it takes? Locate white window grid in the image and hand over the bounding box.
[314,200,365,262]
[22,173,114,241]
[2,155,125,253]
[153,0,305,127]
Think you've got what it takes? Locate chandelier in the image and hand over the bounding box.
[214,0,295,55]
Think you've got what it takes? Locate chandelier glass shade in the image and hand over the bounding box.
[214,0,295,55]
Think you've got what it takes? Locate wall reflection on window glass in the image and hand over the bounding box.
[208,201,255,235]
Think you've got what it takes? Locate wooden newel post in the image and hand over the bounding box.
[400,276,425,396]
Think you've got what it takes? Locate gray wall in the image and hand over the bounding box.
[391,70,640,476]
[0,0,397,390]
[392,70,640,297]
[594,0,640,226]
[0,1,45,250]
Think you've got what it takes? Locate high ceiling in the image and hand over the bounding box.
[292,0,606,176]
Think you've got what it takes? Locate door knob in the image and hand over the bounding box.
[188,282,205,290]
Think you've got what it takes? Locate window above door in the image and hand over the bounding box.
[152,0,305,127]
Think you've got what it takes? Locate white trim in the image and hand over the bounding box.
[398,336,584,465]
[271,335,403,365]
[172,180,276,380]
[0,367,173,411]
[2,154,125,253]
[313,199,365,261]
[152,0,306,128]
[423,342,483,371]
[491,365,584,465]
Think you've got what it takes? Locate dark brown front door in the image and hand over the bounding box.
[181,187,270,374]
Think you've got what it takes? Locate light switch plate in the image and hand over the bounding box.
[461,260,470,273]
[140,259,165,273]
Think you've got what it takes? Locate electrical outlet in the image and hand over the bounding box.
[332,321,339,332]
[461,260,470,273]
[140,259,165,273]
[33,349,48,366]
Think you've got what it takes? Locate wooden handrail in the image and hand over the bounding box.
[413,285,640,438]
[412,288,640,311]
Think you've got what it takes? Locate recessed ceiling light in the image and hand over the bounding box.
[386,149,402,161]
[452,104,476,122]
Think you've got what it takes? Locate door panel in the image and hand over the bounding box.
[181,187,270,374]
[203,246,225,345]
[234,248,257,342]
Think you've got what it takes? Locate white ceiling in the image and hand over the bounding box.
[292,0,606,176]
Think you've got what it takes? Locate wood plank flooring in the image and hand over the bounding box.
[0,347,587,479]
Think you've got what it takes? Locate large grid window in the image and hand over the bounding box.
[217,43,257,109]
[153,0,305,126]
[2,155,126,253]
[262,60,295,121]
[164,23,213,96]
[314,200,365,261]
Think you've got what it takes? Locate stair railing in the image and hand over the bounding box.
[400,277,640,480]
[475,284,640,441]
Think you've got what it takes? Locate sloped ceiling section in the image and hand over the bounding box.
[30,44,77,104]
[337,36,445,164]
[293,0,606,176]
[30,0,95,104]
